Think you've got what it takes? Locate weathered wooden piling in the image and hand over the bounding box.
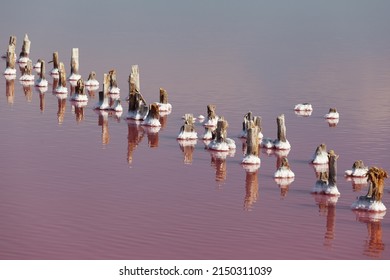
[129,65,140,95]
[277,114,287,143]
[203,104,219,126]
[246,125,259,157]
[241,112,262,139]
[69,48,80,80]
[127,65,148,119]
[5,36,17,74]
[19,34,31,60]
[50,51,60,78]
[328,150,339,187]
[159,88,168,104]
[58,62,67,89]
[177,114,197,140]
[365,167,388,202]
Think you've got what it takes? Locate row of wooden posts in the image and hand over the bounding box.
[3,34,388,207]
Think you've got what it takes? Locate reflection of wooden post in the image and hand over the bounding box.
[6,80,15,104]
[215,118,228,143]
[19,34,31,58]
[159,88,168,104]
[75,107,84,123]
[244,170,259,210]
[328,150,339,186]
[365,221,384,257]
[211,155,227,186]
[39,93,45,112]
[127,124,145,164]
[277,114,287,142]
[57,98,66,124]
[70,48,79,75]
[324,204,336,244]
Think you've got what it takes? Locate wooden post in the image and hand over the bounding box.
[39,60,46,80]
[70,48,79,75]
[6,43,16,70]
[159,88,168,104]
[254,116,262,134]
[148,103,160,120]
[103,73,110,96]
[75,79,84,95]
[58,62,67,87]
[277,114,287,142]
[181,114,195,133]
[365,167,388,201]
[87,71,96,81]
[108,69,118,88]
[215,118,228,143]
[246,124,259,157]
[52,52,59,69]
[328,150,339,186]
[129,65,140,94]
[207,104,217,120]
[19,34,31,58]
[22,60,33,76]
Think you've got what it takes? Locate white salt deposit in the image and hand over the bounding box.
[71,94,88,102]
[311,151,328,165]
[325,111,339,119]
[312,181,340,196]
[4,68,17,76]
[109,86,120,94]
[177,130,198,140]
[294,103,313,111]
[241,154,261,165]
[203,116,219,127]
[142,117,161,127]
[111,100,123,112]
[157,102,172,112]
[85,79,99,87]
[68,73,81,81]
[19,74,34,81]
[35,78,48,88]
[94,98,110,110]
[55,86,68,94]
[345,167,368,177]
[274,167,295,178]
[351,197,386,212]
[17,57,30,64]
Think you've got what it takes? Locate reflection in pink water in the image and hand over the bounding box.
[1,1,390,260]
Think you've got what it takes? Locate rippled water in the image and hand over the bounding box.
[1,1,390,260]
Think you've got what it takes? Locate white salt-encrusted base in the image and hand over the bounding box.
[68,73,81,81]
[94,99,110,110]
[325,112,339,119]
[208,141,230,152]
[109,86,120,94]
[345,167,368,177]
[85,79,99,87]
[203,117,219,127]
[111,100,123,112]
[351,197,386,212]
[18,57,30,64]
[55,86,68,94]
[312,181,340,196]
[177,130,198,140]
[312,152,328,164]
[274,140,291,150]
[71,94,88,102]
[157,102,172,112]
[4,68,17,76]
[274,167,295,178]
[294,103,313,111]
[50,68,59,78]
[142,118,161,127]
[239,130,264,139]
[20,74,34,81]
[36,79,48,87]
[241,155,261,165]
[127,109,149,120]
[202,128,214,140]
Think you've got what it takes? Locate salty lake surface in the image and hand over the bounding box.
[1,1,390,259]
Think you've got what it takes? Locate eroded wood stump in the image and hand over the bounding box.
[215,118,228,143]
[70,48,79,75]
[365,167,388,201]
[277,114,287,142]
[19,34,31,58]
[159,88,169,104]
[328,150,339,186]
[246,124,259,157]
[58,62,67,87]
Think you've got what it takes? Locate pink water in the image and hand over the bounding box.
[1,1,390,260]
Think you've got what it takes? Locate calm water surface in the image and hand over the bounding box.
[1,1,390,259]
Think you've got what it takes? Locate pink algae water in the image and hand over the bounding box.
[0,1,390,260]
